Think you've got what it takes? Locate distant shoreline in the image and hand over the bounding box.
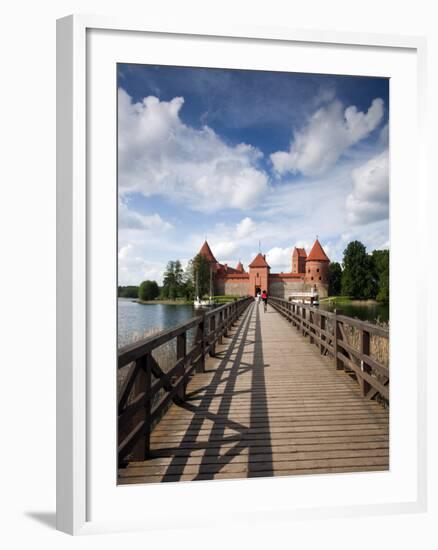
[133,299,192,305]
[320,296,385,306]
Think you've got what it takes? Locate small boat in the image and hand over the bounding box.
[288,290,320,306]
[193,265,216,308]
[194,297,216,308]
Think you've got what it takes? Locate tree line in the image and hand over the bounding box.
[119,240,389,304]
[117,254,210,302]
[327,241,389,302]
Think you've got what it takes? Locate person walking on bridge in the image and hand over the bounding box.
[261,289,268,312]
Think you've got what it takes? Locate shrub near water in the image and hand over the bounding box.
[214,295,240,304]
[138,280,159,301]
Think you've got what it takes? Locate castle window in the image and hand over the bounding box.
[311,277,314,281]
[316,268,320,272]
[308,269,310,273]
[319,277,321,281]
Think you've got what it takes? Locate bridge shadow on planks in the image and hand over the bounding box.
[155,302,274,482]
[119,299,389,484]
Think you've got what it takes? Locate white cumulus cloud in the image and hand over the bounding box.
[270,98,384,177]
[346,150,389,225]
[118,200,173,231]
[118,89,269,212]
[265,247,292,271]
[235,217,256,238]
[213,241,239,259]
[118,244,167,285]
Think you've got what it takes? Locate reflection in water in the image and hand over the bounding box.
[118,298,389,349]
[118,298,201,347]
[318,301,389,324]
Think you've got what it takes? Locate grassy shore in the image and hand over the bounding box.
[320,296,381,306]
[135,296,240,305]
[135,299,192,305]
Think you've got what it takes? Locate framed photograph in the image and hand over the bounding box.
[57,15,427,535]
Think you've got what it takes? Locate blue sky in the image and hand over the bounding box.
[118,64,389,285]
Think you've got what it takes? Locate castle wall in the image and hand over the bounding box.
[269,278,306,298]
[215,268,329,298]
[215,277,249,297]
[269,277,328,299]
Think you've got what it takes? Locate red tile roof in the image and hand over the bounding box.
[294,247,307,257]
[236,261,244,272]
[306,239,330,262]
[198,241,217,263]
[217,273,249,279]
[249,253,270,268]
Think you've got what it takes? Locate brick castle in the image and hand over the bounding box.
[197,238,330,299]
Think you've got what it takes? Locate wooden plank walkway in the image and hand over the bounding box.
[118,301,389,484]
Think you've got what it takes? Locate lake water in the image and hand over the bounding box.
[318,301,389,324]
[118,298,199,347]
[118,297,389,347]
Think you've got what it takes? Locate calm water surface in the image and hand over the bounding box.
[118,298,389,347]
[319,301,389,324]
[118,298,199,347]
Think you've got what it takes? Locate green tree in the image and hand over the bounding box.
[327,262,342,296]
[372,249,389,303]
[161,260,185,300]
[138,280,159,301]
[117,285,139,298]
[188,254,211,298]
[341,241,377,299]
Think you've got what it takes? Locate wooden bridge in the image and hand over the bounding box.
[117,297,389,484]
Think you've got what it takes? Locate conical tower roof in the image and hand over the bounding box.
[198,241,217,263]
[306,239,330,262]
[249,253,270,268]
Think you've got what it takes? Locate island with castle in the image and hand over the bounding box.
[196,238,330,300]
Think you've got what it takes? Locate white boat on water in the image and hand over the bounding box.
[194,297,216,308]
[288,289,319,306]
[193,265,216,308]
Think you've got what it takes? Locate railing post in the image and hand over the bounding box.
[333,309,344,370]
[309,309,314,344]
[223,307,228,337]
[320,314,326,355]
[218,310,224,344]
[128,354,151,461]
[302,307,306,337]
[360,328,372,397]
[196,314,206,373]
[209,314,216,357]
[176,332,187,400]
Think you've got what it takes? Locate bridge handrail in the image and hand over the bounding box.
[117,296,253,466]
[269,296,389,405]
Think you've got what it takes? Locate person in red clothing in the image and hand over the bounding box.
[261,289,268,312]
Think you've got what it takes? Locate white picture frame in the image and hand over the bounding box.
[56,15,428,535]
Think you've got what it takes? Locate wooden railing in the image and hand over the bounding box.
[117,296,253,466]
[269,296,389,405]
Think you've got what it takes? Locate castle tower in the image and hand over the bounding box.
[304,239,330,285]
[292,247,307,273]
[236,261,245,273]
[248,253,270,296]
[198,240,217,264]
